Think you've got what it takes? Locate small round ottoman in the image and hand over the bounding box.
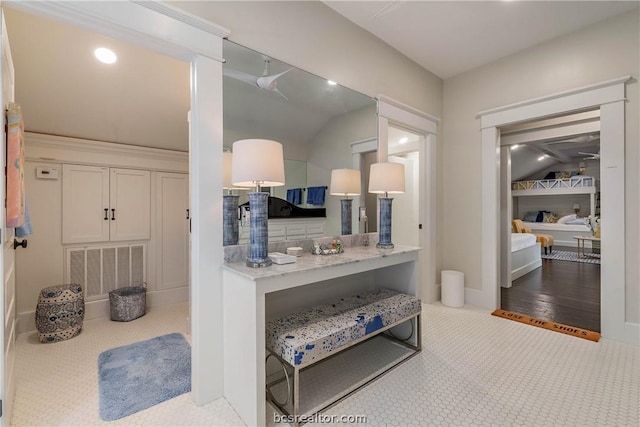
[35,284,84,343]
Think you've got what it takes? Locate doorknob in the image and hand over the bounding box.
[13,239,27,250]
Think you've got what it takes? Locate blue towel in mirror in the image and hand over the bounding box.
[286,188,303,205]
[307,186,326,205]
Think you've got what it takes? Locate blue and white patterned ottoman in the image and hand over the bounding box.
[266,288,421,368]
[35,284,84,343]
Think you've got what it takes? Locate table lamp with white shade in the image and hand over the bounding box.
[369,162,405,249]
[330,168,361,235]
[222,151,249,246]
[232,139,285,267]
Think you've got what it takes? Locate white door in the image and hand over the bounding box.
[62,164,110,243]
[109,168,150,241]
[156,172,189,290]
[1,9,16,423]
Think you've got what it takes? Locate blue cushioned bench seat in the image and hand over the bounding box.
[265,288,421,425]
[266,288,421,368]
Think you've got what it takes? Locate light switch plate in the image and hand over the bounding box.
[36,167,59,180]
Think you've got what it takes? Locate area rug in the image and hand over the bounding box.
[98,333,191,421]
[491,309,600,342]
[541,250,600,265]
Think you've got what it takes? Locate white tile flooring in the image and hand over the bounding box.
[10,302,639,426]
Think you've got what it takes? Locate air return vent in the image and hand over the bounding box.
[65,244,145,300]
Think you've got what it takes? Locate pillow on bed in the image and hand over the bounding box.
[536,210,550,222]
[524,211,538,222]
[543,212,558,223]
[557,214,577,224]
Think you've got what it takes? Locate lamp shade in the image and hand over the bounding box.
[222,151,244,190]
[368,162,405,194]
[330,169,361,196]
[573,203,580,210]
[231,139,285,187]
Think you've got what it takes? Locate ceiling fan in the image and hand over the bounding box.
[579,151,600,160]
[223,57,293,101]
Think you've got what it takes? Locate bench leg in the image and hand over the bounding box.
[293,367,300,426]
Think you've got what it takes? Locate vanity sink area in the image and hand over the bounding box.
[222,235,421,425]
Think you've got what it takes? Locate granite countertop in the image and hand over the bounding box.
[222,244,421,280]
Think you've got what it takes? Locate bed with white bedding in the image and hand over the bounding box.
[510,233,541,283]
[522,220,592,248]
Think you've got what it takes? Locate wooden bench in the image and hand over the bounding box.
[265,288,421,423]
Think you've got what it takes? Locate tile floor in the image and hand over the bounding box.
[10,302,639,426]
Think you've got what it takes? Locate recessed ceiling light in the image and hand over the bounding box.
[399,137,409,144]
[537,155,547,161]
[327,80,337,86]
[94,47,117,64]
[511,144,519,150]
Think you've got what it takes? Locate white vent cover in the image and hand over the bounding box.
[65,243,146,299]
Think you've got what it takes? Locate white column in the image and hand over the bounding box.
[599,100,627,342]
[481,127,500,309]
[190,54,224,404]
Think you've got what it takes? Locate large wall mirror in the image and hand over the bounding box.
[223,40,377,238]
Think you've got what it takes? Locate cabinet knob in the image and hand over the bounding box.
[13,239,27,250]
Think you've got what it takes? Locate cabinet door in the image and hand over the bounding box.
[156,172,189,290]
[62,164,110,243]
[109,168,151,241]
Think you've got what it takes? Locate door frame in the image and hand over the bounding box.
[477,76,639,345]
[2,0,230,407]
[377,95,438,303]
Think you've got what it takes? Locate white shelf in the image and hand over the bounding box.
[269,335,416,418]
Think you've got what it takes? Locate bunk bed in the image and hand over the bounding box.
[512,176,596,248]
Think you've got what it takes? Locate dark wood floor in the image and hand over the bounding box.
[501,248,601,332]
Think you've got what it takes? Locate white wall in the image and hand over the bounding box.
[443,10,639,322]
[16,162,64,321]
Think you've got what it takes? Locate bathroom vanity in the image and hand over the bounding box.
[222,243,420,426]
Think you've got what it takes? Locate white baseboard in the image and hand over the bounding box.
[17,286,189,334]
[511,259,542,282]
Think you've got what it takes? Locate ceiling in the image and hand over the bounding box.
[324,1,638,79]
[4,2,633,155]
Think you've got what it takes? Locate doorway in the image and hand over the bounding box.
[478,77,636,344]
[498,113,602,331]
[1,1,228,419]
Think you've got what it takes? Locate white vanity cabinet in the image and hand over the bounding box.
[62,164,151,243]
[238,218,326,244]
[222,245,420,426]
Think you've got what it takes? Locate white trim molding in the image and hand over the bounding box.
[477,76,638,345]
[25,132,189,172]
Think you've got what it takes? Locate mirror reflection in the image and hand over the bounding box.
[223,40,377,239]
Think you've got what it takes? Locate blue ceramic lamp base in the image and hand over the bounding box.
[340,199,353,235]
[377,197,394,249]
[223,195,239,246]
[247,192,272,267]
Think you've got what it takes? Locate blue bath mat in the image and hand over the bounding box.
[98,333,191,421]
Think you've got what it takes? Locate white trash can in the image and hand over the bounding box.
[441,270,464,308]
